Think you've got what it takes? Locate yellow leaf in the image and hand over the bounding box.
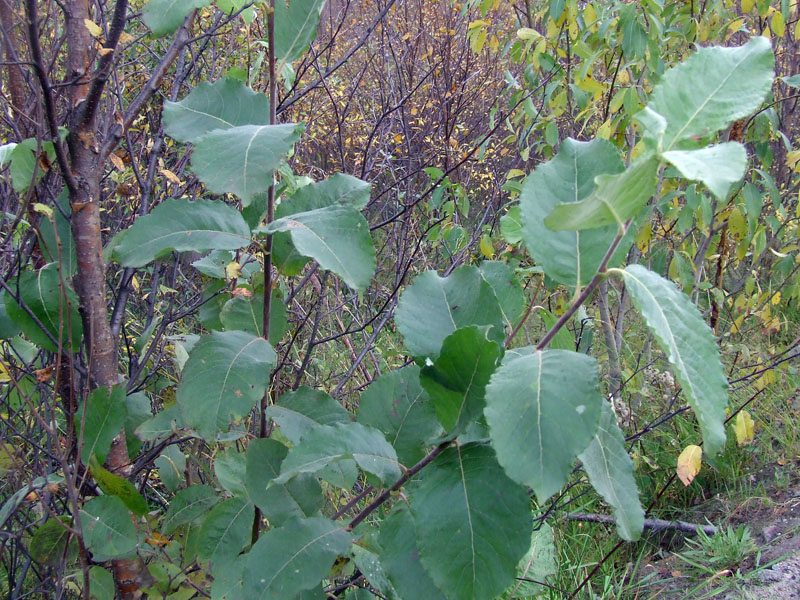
[772,11,786,37]
[583,4,598,32]
[741,0,754,12]
[109,153,125,170]
[0,362,11,383]
[517,27,540,41]
[479,234,494,259]
[226,261,242,280]
[118,31,134,44]
[636,222,652,252]
[735,410,755,446]
[33,203,53,217]
[795,17,800,41]
[160,168,181,185]
[677,445,702,486]
[489,34,499,54]
[98,47,114,56]
[771,291,781,305]
[84,19,103,38]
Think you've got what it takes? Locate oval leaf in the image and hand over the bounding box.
[81,496,137,561]
[677,444,702,486]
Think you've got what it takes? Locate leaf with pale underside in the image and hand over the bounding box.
[617,265,728,456]
[662,143,747,200]
[142,0,211,37]
[484,349,602,502]
[274,0,326,66]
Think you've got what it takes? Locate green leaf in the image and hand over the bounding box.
[357,365,442,466]
[484,349,602,502]
[662,143,747,201]
[616,265,728,456]
[124,392,152,458]
[30,516,72,565]
[89,459,148,517]
[274,422,401,485]
[479,261,525,329]
[640,37,774,151]
[0,475,65,530]
[243,516,352,599]
[142,0,211,37]
[81,496,137,561]
[154,445,185,493]
[245,438,324,526]
[420,326,502,435]
[77,385,127,465]
[0,291,21,338]
[112,198,251,268]
[89,566,115,600]
[178,330,276,440]
[545,154,659,231]
[503,523,556,599]
[500,205,523,244]
[7,138,56,193]
[395,266,506,358]
[267,386,351,444]
[274,0,326,66]
[538,309,574,351]
[578,401,644,541]
[4,263,82,353]
[520,138,631,286]
[214,447,247,496]
[379,507,447,600]
[197,496,254,565]
[38,192,76,277]
[162,485,219,534]
[258,205,376,292]
[135,403,183,441]
[191,123,303,206]
[410,444,531,600]
[219,290,288,345]
[163,78,270,143]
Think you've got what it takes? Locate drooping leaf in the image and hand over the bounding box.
[357,365,442,466]
[484,349,602,502]
[89,458,148,517]
[420,326,502,435]
[617,265,728,456]
[578,401,644,541]
[640,37,774,151]
[191,123,303,206]
[676,444,702,486]
[258,205,376,292]
[177,330,276,440]
[379,507,447,600]
[142,0,211,37]
[274,0,326,66]
[500,205,523,244]
[520,138,632,286]
[154,445,185,493]
[350,538,397,600]
[410,444,531,600]
[735,410,755,446]
[30,516,73,565]
[245,438,324,526]
[545,154,659,231]
[163,78,270,143]
[243,516,352,599]
[267,387,351,444]
[112,198,251,268]
[219,290,289,345]
[81,496,137,561]
[503,523,556,599]
[662,143,747,200]
[478,261,525,329]
[38,192,76,277]
[395,266,506,358]
[274,422,401,485]
[197,496,254,566]
[77,385,128,465]
[162,485,219,534]
[4,263,82,353]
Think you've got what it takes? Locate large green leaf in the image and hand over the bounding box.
[520,139,631,286]
[197,496,254,566]
[274,0,326,66]
[76,385,127,465]
[274,422,401,485]
[662,143,747,201]
[410,444,531,600]
[112,198,251,268]
[545,154,659,231]
[162,485,219,534]
[641,37,774,151]
[357,365,442,466]
[267,386,351,444]
[142,0,211,37]
[191,123,303,206]
[420,326,502,435]
[164,78,270,143]
[578,401,644,541]
[4,263,82,353]
[243,516,352,599]
[478,261,525,329]
[177,330,276,440]
[219,290,288,346]
[258,205,376,292]
[245,438,323,526]
[617,265,728,456]
[484,349,602,502]
[395,266,506,358]
[81,496,137,561]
